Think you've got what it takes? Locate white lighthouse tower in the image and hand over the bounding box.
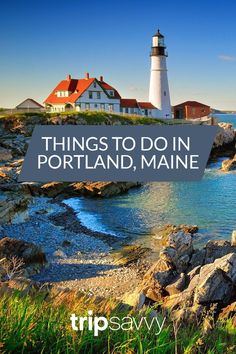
[149,30,171,118]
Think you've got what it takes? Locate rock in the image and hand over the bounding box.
[213,122,236,148]
[26,181,141,199]
[193,253,236,304]
[163,290,193,310]
[0,237,46,264]
[112,245,150,266]
[154,224,198,244]
[53,249,65,258]
[221,154,236,172]
[232,230,236,246]
[189,249,206,268]
[0,135,29,156]
[0,159,23,183]
[69,181,141,198]
[214,253,236,284]
[0,193,29,224]
[219,301,236,325]
[168,231,193,256]
[165,273,187,295]
[139,257,177,302]
[0,147,12,161]
[40,182,66,197]
[193,267,233,304]
[62,240,71,247]
[187,265,201,281]
[204,240,236,264]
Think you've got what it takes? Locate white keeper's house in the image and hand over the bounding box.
[44,30,172,118]
[44,73,157,117]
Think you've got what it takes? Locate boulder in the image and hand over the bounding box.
[189,249,206,268]
[193,268,233,304]
[213,122,236,148]
[0,135,29,156]
[0,147,12,161]
[193,253,236,304]
[204,240,236,264]
[0,237,46,264]
[165,273,187,295]
[232,230,236,246]
[0,193,29,224]
[221,154,236,172]
[140,257,176,301]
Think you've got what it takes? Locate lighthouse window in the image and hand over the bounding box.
[164,91,167,96]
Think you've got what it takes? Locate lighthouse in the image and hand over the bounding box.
[149,30,171,118]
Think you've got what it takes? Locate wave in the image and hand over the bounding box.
[64,198,117,236]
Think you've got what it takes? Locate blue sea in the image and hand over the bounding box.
[214,113,236,128]
[65,114,236,247]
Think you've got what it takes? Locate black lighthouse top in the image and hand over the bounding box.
[151,29,167,57]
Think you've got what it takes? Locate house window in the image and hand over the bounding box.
[109,104,114,112]
[110,90,114,96]
[164,91,166,96]
[101,103,105,111]
[85,103,90,110]
[94,103,98,109]
[125,108,128,114]
[97,92,101,99]
[93,82,96,88]
[89,91,93,99]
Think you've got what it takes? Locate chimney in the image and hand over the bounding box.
[67,74,71,81]
[85,72,90,80]
[100,75,103,82]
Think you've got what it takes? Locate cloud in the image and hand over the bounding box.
[219,55,236,62]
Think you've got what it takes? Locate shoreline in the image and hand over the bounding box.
[1,196,151,300]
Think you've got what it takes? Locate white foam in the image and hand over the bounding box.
[64,198,117,236]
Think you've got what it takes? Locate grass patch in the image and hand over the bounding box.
[0,291,235,353]
[0,110,190,126]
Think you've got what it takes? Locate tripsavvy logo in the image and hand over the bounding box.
[70,310,166,337]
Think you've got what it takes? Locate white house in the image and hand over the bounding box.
[16,98,44,111]
[44,73,121,113]
[45,73,158,117]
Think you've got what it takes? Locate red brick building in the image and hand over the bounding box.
[173,101,211,119]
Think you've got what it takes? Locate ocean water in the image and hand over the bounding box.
[65,115,236,247]
[214,113,236,128]
[65,158,236,247]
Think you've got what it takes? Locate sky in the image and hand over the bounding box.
[0,0,236,110]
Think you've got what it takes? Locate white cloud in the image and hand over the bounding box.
[219,55,236,62]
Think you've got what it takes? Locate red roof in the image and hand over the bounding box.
[174,101,210,108]
[45,76,121,104]
[120,99,139,108]
[99,81,121,99]
[138,102,156,109]
[44,78,96,104]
